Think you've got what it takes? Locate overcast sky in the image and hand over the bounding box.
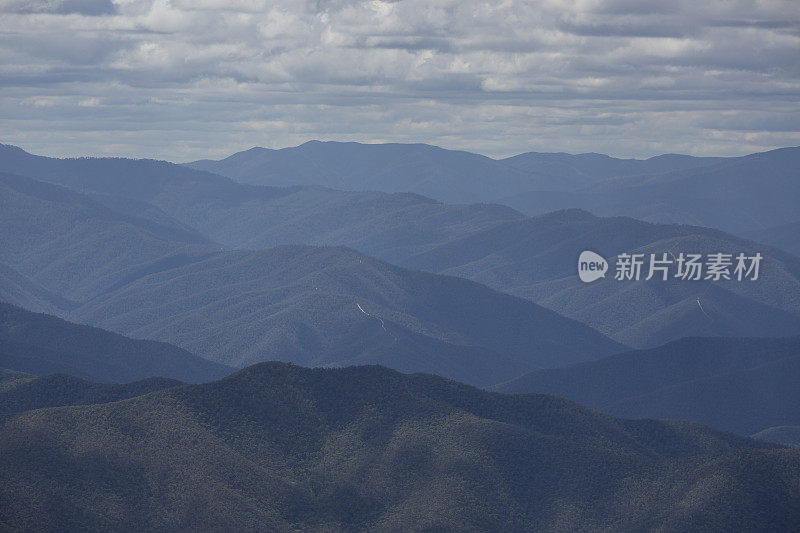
[1,0,799,161]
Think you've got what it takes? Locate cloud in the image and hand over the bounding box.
[0,0,798,160]
[0,0,116,15]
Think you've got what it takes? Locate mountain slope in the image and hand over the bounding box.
[186,140,542,203]
[500,151,725,191]
[0,164,620,385]
[745,220,800,256]
[7,141,796,242]
[190,188,523,265]
[501,147,800,236]
[0,144,525,266]
[0,302,232,383]
[753,426,800,447]
[0,261,75,314]
[0,362,797,531]
[0,372,182,414]
[4,145,796,353]
[589,146,800,234]
[403,209,800,347]
[492,336,800,435]
[71,245,624,385]
[0,172,216,302]
[0,142,258,203]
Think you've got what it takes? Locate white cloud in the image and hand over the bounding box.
[0,0,798,160]
[0,0,116,15]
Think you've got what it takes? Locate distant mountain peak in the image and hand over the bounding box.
[0,143,31,155]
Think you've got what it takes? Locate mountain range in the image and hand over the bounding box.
[68,244,623,385]
[187,141,800,238]
[498,147,800,237]
[0,171,214,304]
[0,302,231,383]
[0,169,622,385]
[186,140,725,203]
[1,362,797,531]
[402,209,800,348]
[0,143,524,265]
[3,145,799,350]
[492,336,800,435]
[2,139,799,529]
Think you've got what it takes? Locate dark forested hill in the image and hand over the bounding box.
[0,302,232,383]
[0,372,182,414]
[492,336,800,435]
[70,245,623,385]
[0,362,797,532]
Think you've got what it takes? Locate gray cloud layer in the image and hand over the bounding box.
[1,0,798,160]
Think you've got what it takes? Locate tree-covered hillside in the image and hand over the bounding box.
[1,363,797,531]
